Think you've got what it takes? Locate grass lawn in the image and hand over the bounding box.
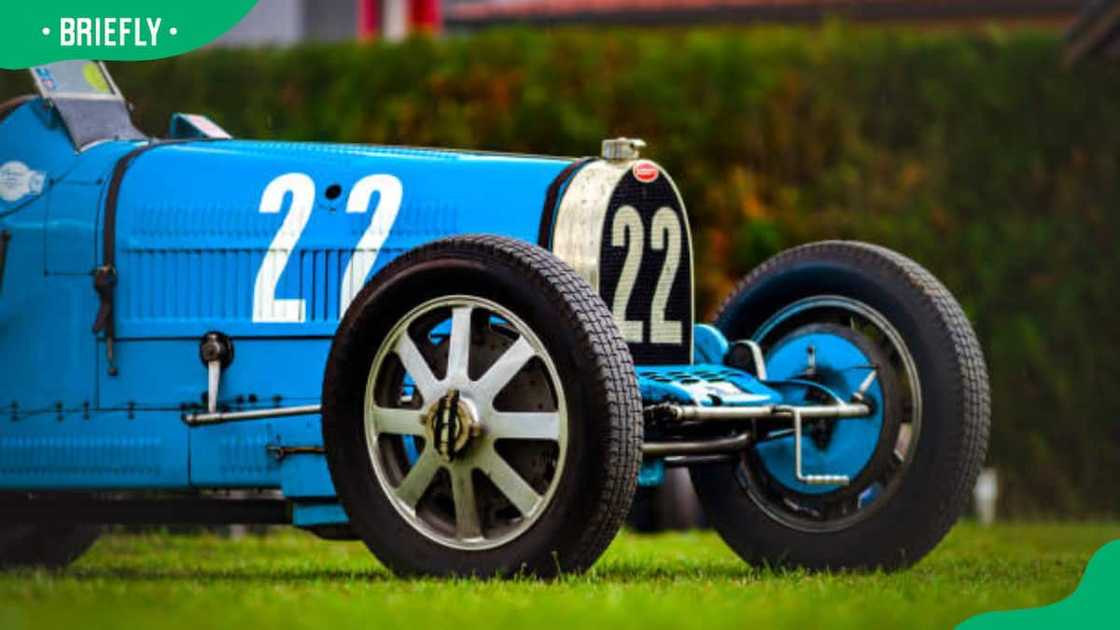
[0,522,1115,630]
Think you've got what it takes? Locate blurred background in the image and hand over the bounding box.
[4,0,1118,522]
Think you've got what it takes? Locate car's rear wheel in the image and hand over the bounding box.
[691,241,989,570]
[322,235,642,577]
[0,524,99,570]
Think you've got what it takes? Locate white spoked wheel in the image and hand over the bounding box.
[365,296,567,549]
[322,235,641,577]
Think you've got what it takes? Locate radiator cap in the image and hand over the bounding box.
[601,137,646,161]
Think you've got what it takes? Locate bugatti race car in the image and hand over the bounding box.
[0,61,989,576]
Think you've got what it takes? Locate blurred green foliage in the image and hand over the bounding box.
[3,25,1117,516]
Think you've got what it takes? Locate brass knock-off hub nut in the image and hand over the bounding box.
[422,389,482,461]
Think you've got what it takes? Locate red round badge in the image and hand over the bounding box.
[632,160,660,184]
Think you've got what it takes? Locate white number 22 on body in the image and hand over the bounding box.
[252,172,403,323]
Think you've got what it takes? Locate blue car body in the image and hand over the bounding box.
[0,63,880,530]
[0,93,584,521]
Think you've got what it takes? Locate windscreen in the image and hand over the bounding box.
[26,60,142,149]
[30,61,124,101]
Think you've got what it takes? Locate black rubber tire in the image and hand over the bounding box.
[322,235,642,577]
[691,240,990,571]
[0,524,100,570]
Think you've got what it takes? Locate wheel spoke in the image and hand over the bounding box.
[486,411,561,441]
[475,336,536,402]
[477,447,541,516]
[368,295,569,548]
[370,406,424,436]
[450,466,483,539]
[394,448,442,508]
[445,306,474,383]
[395,333,440,403]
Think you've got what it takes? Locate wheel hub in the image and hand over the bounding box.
[756,324,889,496]
[422,389,481,461]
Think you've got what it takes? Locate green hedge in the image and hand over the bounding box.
[5,25,1119,516]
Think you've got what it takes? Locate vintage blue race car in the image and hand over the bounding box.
[0,61,989,576]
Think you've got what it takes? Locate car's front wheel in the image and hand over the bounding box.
[322,235,642,577]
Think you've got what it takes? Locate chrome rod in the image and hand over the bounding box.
[183,404,321,425]
[642,432,750,457]
[666,402,870,422]
[786,405,850,486]
[856,368,878,398]
[663,454,738,467]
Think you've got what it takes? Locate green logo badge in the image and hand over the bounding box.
[959,540,1120,629]
[1,1,258,69]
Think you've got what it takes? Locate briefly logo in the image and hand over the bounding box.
[0,161,46,203]
[53,18,171,49]
[633,160,660,184]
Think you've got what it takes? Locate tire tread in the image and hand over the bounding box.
[705,240,990,569]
